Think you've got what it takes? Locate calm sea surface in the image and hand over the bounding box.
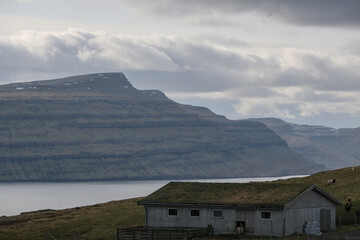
[0,175,306,216]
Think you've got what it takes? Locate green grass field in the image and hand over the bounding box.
[0,198,144,240]
[0,167,359,239]
[280,167,360,218]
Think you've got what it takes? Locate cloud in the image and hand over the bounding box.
[232,86,360,120]
[343,39,360,58]
[0,29,180,82]
[124,0,360,28]
[15,0,37,2]
[1,29,360,127]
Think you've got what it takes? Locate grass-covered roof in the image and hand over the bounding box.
[138,181,313,207]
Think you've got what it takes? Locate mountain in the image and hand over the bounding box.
[0,73,325,181]
[250,118,360,169]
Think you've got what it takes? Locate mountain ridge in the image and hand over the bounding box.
[0,73,325,181]
[250,118,360,169]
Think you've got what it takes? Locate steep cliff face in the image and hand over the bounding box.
[0,73,325,181]
[251,118,360,169]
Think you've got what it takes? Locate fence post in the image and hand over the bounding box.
[355,214,357,225]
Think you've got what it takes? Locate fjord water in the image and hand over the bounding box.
[0,176,306,216]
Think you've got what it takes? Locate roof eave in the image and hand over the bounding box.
[138,201,234,208]
[138,201,284,210]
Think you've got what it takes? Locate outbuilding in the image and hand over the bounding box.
[138,182,342,237]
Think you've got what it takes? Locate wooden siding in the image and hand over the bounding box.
[146,206,236,234]
[284,189,337,236]
[236,209,284,237]
[284,206,336,235]
[286,188,336,209]
[117,226,211,240]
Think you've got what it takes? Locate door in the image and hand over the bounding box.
[236,221,245,233]
[320,209,331,231]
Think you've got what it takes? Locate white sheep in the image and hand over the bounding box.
[327,179,336,185]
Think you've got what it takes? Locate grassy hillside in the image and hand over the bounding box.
[0,167,359,239]
[280,167,359,204]
[279,167,360,218]
[0,198,144,240]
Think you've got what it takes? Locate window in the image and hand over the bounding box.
[212,210,223,218]
[191,209,200,216]
[260,211,272,220]
[168,208,177,216]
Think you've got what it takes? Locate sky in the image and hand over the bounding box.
[1,0,360,129]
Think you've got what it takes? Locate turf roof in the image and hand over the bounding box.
[138,182,313,208]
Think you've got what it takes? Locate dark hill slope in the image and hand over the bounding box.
[251,118,360,169]
[0,73,325,181]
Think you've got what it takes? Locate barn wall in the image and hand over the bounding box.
[284,189,337,236]
[284,207,336,235]
[146,206,285,236]
[236,209,284,237]
[288,189,335,208]
[145,206,237,234]
[236,209,255,234]
[255,210,284,237]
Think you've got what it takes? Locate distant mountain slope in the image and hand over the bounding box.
[0,73,325,181]
[251,118,360,169]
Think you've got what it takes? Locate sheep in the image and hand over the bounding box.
[345,202,352,212]
[327,179,336,185]
[345,197,352,212]
[236,226,244,236]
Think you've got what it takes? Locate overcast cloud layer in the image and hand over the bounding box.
[1,0,360,128]
[125,0,360,28]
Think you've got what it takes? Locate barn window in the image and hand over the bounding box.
[212,210,223,218]
[260,211,272,220]
[168,208,178,216]
[191,209,200,216]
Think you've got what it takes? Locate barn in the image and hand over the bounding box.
[138,182,342,237]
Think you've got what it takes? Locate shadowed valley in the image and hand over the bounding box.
[251,118,360,170]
